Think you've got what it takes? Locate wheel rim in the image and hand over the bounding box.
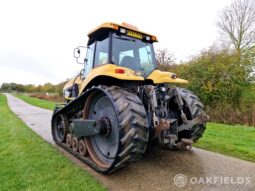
[53,116,65,142]
[57,122,64,139]
[84,92,119,169]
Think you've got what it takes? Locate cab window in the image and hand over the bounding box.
[138,46,155,76]
[94,35,109,67]
[119,50,134,63]
[112,33,156,76]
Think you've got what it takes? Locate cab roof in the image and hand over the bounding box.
[87,22,158,42]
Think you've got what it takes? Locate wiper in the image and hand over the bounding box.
[115,37,135,42]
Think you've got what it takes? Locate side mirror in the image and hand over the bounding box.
[73,46,87,64]
[74,48,80,58]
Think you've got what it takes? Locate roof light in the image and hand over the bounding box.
[112,24,119,30]
[151,36,157,41]
[145,36,151,41]
[115,68,125,74]
[120,28,126,34]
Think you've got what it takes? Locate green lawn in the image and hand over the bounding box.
[194,123,255,162]
[0,94,105,191]
[14,93,56,110]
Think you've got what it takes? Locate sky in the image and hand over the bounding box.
[0,0,232,85]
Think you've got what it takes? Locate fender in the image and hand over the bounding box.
[78,64,144,95]
[146,70,188,84]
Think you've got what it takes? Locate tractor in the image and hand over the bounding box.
[51,22,208,173]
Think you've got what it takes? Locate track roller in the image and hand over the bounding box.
[79,139,88,156]
[72,136,79,152]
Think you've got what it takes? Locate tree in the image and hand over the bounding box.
[0,83,25,92]
[217,0,255,58]
[156,48,176,66]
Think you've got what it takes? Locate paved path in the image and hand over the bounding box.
[5,93,255,191]
[5,93,53,143]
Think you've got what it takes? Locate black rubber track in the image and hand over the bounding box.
[52,85,149,173]
[178,88,206,142]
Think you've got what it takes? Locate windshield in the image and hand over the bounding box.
[112,33,157,77]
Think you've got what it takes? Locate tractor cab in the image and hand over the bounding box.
[65,22,186,101]
[74,22,158,78]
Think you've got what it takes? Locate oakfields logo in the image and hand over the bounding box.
[174,174,187,187]
[174,174,252,187]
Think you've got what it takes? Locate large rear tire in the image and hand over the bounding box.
[84,86,149,172]
[178,88,206,142]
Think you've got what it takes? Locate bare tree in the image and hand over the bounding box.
[156,48,176,65]
[217,0,255,57]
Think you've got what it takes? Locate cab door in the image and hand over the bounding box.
[84,42,95,77]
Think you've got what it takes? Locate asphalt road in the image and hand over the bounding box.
[5,93,255,191]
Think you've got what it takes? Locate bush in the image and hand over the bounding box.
[157,48,255,126]
[30,93,63,102]
[177,49,250,107]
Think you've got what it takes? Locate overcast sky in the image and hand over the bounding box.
[0,0,232,85]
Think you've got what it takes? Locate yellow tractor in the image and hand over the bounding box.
[51,22,208,173]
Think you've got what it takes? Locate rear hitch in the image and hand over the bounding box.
[175,138,194,150]
[177,113,209,133]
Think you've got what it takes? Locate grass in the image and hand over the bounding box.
[11,93,255,162]
[194,123,255,162]
[0,94,106,191]
[14,93,56,110]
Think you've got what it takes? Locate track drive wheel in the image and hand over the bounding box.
[83,86,149,172]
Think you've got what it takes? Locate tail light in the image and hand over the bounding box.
[115,69,125,74]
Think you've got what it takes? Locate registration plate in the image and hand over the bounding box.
[127,30,143,39]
